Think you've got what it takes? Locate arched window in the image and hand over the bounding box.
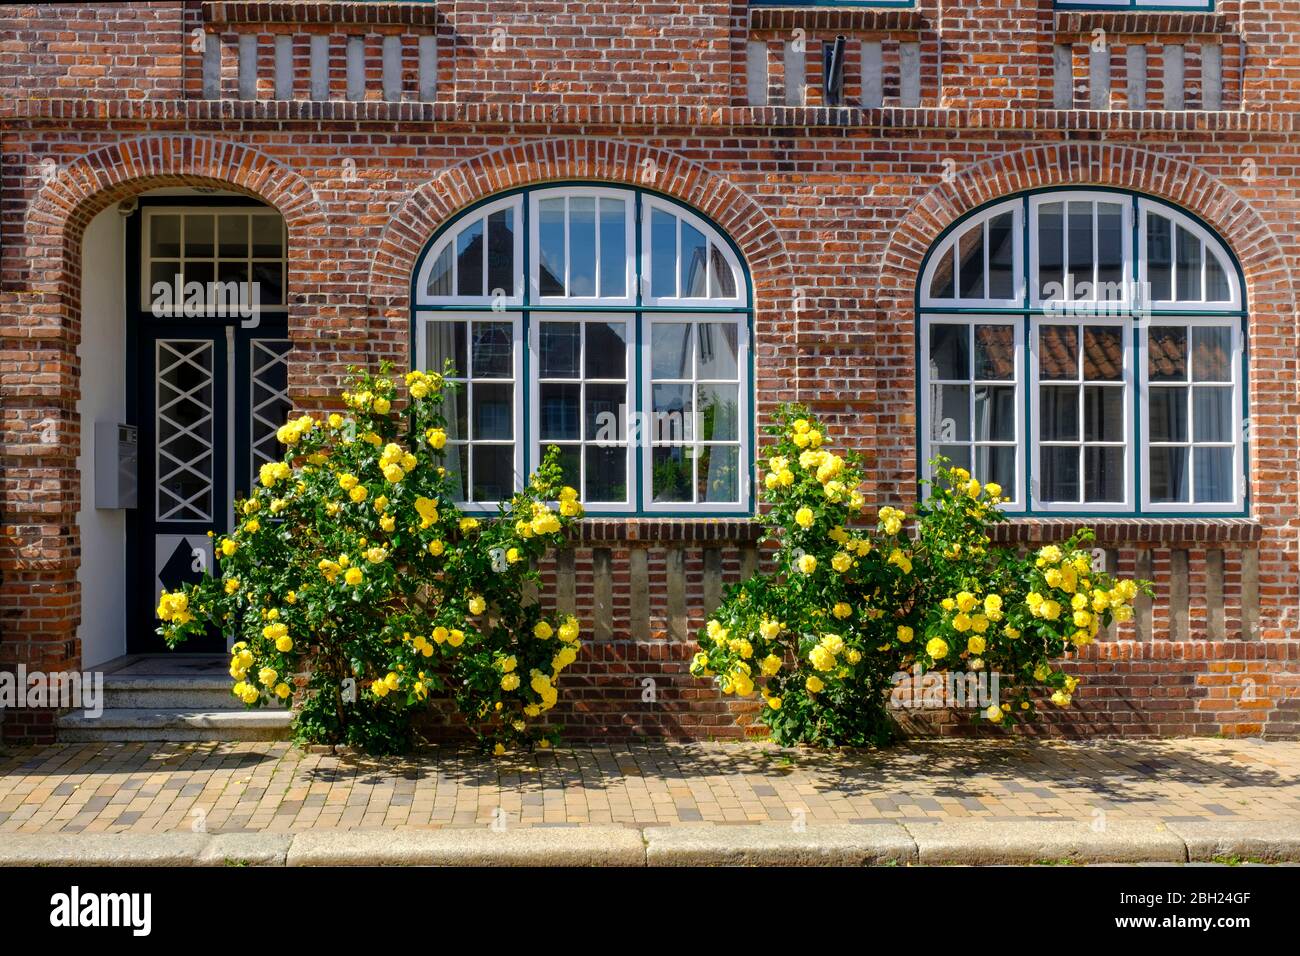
[918,189,1246,515]
[412,184,752,514]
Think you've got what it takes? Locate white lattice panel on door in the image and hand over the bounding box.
[250,339,292,486]
[156,339,215,521]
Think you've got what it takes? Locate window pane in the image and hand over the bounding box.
[710,245,737,298]
[586,445,627,503]
[539,322,580,378]
[1176,227,1202,300]
[218,260,248,286]
[974,386,1015,442]
[1148,387,1188,442]
[1205,254,1230,302]
[538,198,566,296]
[186,261,214,289]
[472,383,513,440]
[252,261,283,306]
[1192,326,1231,382]
[471,322,513,378]
[1149,446,1189,502]
[973,445,1015,493]
[487,208,514,297]
[957,224,985,299]
[1037,202,1064,301]
[585,322,627,379]
[539,383,580,441]
[1146,214,1173,301]
[1040,446,1080,502]
[185,215,214,258]
[928,324,969,380]
[650,209,677,298]
[1067,201,1094,300]
[456,219,483,297]
[1040,386,1079,441]
[1148,326,1187,382]
[569,196,596,297]
[974,324,1015,381]
[1084,446,1125,502]
[548,445,580,491]
[930,248,955,300]
[599,199,626,298]
[251,215,282,258]
[1193,386,1233,442]
[681,220,708,297]
[697,322,739,380]
[471,445,514,501]
[1083,326,1123,381]
[445,445,468,500]
[427,245,453,297]
[1083,385,1124,442]
[934,444,970,473]
[933,385,971,442]
[651,385,692,442]
[988,212,1015,300]
[149,262,179,301]
[699,445,740,504]
[652,446,692,502]
[426,321,467,379]
[585,383,626,441]
[698,384,739,441]
[1096,202,1124,294]
[1194,447,1233,503]
[152,215,181,258]
[652,323,691,379]
[218,214,246,258]
[1038,326,1078,381]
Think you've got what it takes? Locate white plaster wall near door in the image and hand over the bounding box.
[76,207,128,667]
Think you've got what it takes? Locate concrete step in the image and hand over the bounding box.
[56,707,292,742]
[101,674,239,710]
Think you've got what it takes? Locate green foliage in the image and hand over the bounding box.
[690,403,1152,748]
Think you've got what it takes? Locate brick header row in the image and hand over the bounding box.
[4,99,1294,133]
[203,1,441,27]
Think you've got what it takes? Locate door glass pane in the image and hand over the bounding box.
[538,198,566,296]
[456,219,483,297]
[252,261,283,306]
[218,215,247,258]
[933,385,970,442]
[681,220,708,297]
[698,445,739,503]
[1038,326,1078,380]
[1040,386,1079,441]
[974,324,1015,381]
[539,383,580,441]
[652,323,691,379]
[698,384,739,441]
[957,224,985,299]
[585,321,627,379]
[250,340,291,488]
[1148,387,1188,442]
[650,209,677,298]
[1037,202,1064,301]
[973,386,1015,442]
[1084,446,1125,502]
[1147,213,1173,301]
[1149,446,1189,503]
[472,383,513,440]
[471,322,512,378]
[928,324,968,380]
[1147,326,1187,382]
[987,212,1015,299]
[1193,386,1233,442]
[652,446,692,502]
[1192,326,1231,382]
[251,215,282,258]
[1083,385,1124,442]
[1083,326,1123,381]
[152,215,181,258]
[218,260,248,287]
[599,198,627,297]
[569,196,596,297]
[1040,446,1079,502]
[697,322,739,380]
[486,208,514,297]
[156,340,215,521]
[539,322,580,378]
[185,215,214,258]
[1194,447,1233,503]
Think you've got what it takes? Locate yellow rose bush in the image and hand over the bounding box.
[156,365,585,755]
[690,404,1152,747]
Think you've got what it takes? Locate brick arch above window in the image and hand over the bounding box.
[366,138,794,318]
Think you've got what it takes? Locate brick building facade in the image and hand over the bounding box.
[1,0,1298,743]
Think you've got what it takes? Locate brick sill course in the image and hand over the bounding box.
[1054,11,1228,37]
[203,1,440,27]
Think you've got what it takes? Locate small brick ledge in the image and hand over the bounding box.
[203,1,441,27]
[1054,12,1229,37]
[749,7,925,34]
[575,518,764,545]
[990,517,1262,547]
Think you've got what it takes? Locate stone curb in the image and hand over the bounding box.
[1,822,1299,866]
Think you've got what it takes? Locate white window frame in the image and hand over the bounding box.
[528,187,636,307]
[529,312,636,513]
[919,315,1027,511]
[414,195,525,308]
[640,196,747,309]
[1029,315,1136,513]
[1137,199,1242,311]
[1029,192,1135,311]
[1138,315,1244,513]
[919,198,1024,310]
[413,310,525,512]
[141,206,288,315]
[640,313,750,514]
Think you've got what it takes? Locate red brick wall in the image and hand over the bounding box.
[1,1,1298,743]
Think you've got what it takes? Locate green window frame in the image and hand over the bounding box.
[916,187,1248,518]
[411,183,755,517]
[1054,1,1213,10]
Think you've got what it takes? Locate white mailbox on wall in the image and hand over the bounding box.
[95,421,137,509]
